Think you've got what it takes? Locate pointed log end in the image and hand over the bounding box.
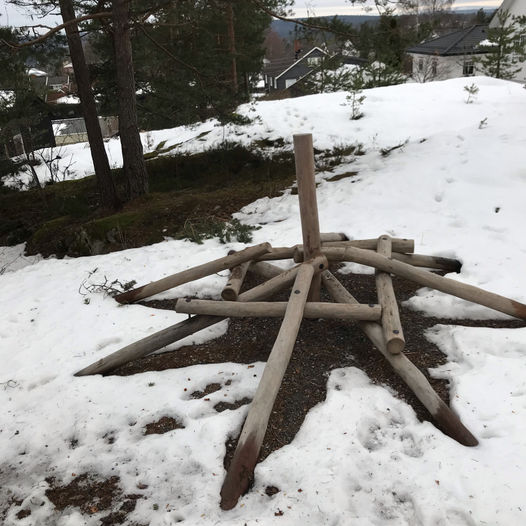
[435,403,478,447]
[220,435,258,510]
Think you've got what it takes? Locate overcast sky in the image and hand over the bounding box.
[0,0,501,28]
[293,0,500,16]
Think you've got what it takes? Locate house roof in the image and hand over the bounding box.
[263,47,327,79]
[407,25,489,56]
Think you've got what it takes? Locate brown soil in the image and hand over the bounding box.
[44,474,145,525]
[143,416,185,435]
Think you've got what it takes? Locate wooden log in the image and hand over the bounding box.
[293,133,322,301]
[176,298,382,321]
[322,237,415,253]
[257,246,297,261]
[389,252,462,273]
[294,244,421,263]
[321,270,478,447]
[255,235,351,262]
[247,261,286,280]
[114,242,272,304]
[320,232,348,242]
[221,260,251,301]
[75,264,302,377]
[301,246,460,271]
[326,245,526,321]
[375,236,405,354]
[220,263,314,510]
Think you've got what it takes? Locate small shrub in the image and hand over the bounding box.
[464,83,479,104]
[180,217,260,245]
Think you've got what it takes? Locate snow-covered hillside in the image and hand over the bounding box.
[1,77,526,525]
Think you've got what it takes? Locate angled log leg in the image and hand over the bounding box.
[375,235,405,354]
[321,270,478,447]
[75,265,302,377]
[220,259,322,510]
[325,246,526,321]
[114,242,272,304]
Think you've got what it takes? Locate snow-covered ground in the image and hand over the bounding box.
[1,77,526,525]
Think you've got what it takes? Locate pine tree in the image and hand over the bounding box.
[479,10,526,80]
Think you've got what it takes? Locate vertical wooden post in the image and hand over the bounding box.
[293,133,322,301]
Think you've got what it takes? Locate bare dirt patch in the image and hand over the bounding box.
[143,416,185,435]
[44,473,144,525]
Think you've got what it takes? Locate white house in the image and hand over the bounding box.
[406,25,489,82]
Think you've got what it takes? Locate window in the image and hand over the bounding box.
[463,61,474,76]
[418,58,424,72]
[307,56,322,67]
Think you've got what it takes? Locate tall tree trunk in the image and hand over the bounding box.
[112,0,148,199]
[225,2,238,94]
[58,0,120,210]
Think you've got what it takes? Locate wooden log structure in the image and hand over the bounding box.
[176,298,382,321]
[375,235,405,354]
[324,245,526,321]
[220,262,315,510]
[294,133,322,301]
[114,242,272,304]
[321,270,478,447]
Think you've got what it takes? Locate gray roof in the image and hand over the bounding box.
[263,47,327,78]
[407,25,488,56]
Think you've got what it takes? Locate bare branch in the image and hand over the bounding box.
[2,11,112,49]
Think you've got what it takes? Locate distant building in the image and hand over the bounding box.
[263,46,328,91]
[406,25,489,82]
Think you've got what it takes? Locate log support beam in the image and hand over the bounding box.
[176,298,381,321]
[375,236,405,354]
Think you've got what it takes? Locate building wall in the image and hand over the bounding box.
[409,53,486,81]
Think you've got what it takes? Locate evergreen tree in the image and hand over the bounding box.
[92,1,288,129]
[479,10,526,80]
